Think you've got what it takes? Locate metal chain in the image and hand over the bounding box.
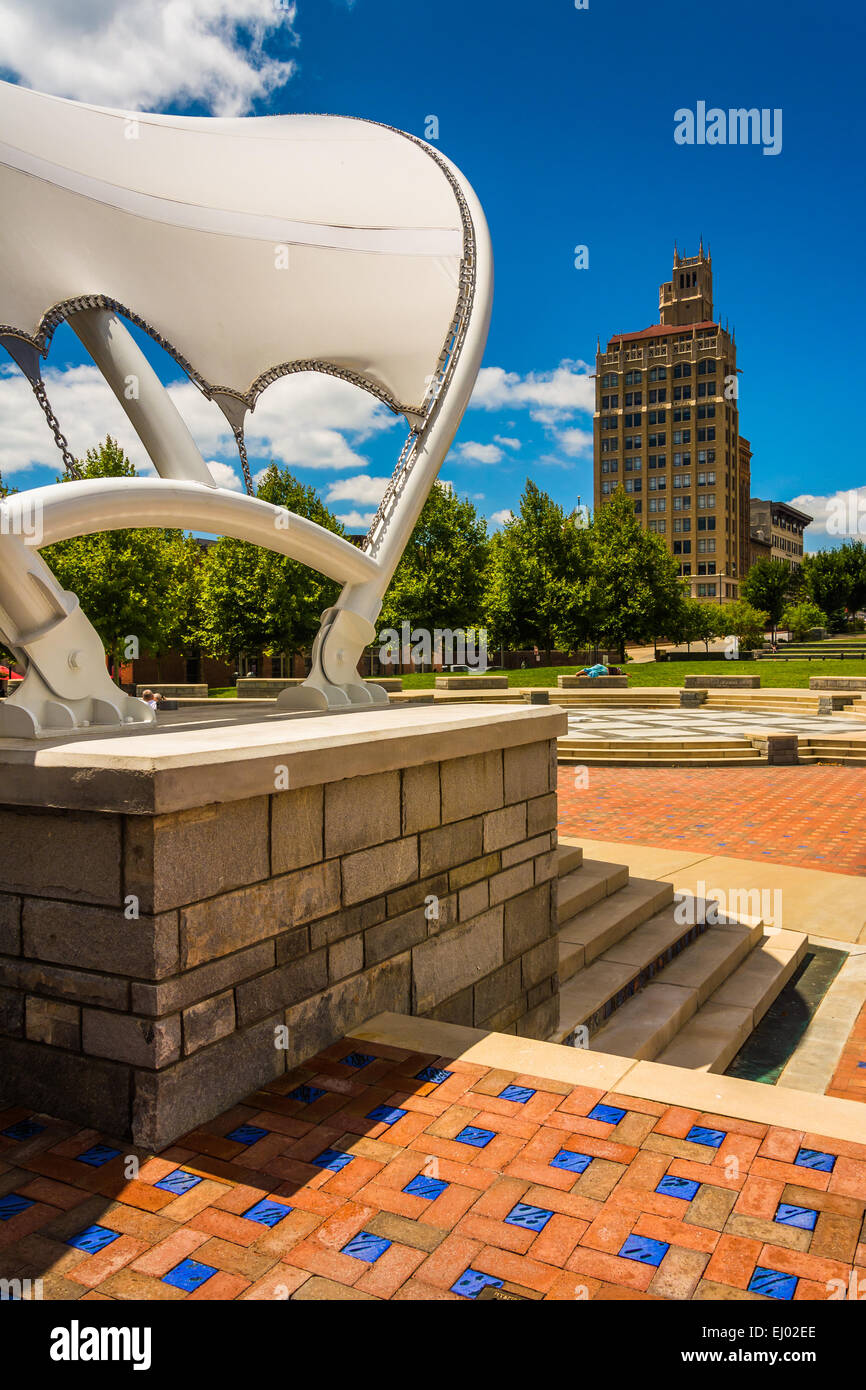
[30,377,82,479]
[232,423,254,496]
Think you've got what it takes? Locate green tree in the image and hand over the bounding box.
[378,482,489,653]
[780,599,827,641]
[838,541,866,620]
[741,559,795,639]
[675,597,722,653]
[41,438,192,675]
[719,599,768,651]
[197,464,343,668]
[585,489,687,661]
[801,550,852,631]
[483,480,590,659]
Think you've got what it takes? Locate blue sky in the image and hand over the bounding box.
[0,0,863,545]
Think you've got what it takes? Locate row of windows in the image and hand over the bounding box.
[603,452,718,472]
[600,358,725,387]
[600,400,719,419]
[672,540,717,555]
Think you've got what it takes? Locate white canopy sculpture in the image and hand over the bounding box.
[0,80,492,737]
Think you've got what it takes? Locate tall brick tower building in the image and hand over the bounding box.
[594,244,744,599]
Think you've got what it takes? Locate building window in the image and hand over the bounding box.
[697,494,716,510]
[601,459,619,474]
[649,366,667,381]
[601,373,618,387]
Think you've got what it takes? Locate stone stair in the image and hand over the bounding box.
[551,843,807,1073]
[797,737,866,767]
[557,737,765,768]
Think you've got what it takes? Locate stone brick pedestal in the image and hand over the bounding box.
[0,702,565,1148]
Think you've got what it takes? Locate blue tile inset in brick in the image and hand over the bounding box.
[162,1258,218,1293]
[499,1085,536,1103]
[226,1124,269,1146]
[416,1066,452,1086]
[342,1231,391,1263]
[288,1085,326,1105]
[341,1052,375,1069]
[686,1126,726,1149]
[775,1203,818,1231]
[549,1149,593,1174]
[403,1175,448,1201]
[154,1169,203,1195]
[1,1120,45,1142]
[66,1225,120,1254]
[243,1198,292,1227]
[0,1193,35,1221]
[504,1202,554,1232]
[619,1234,670,1266]
[75,1143,121,1167]
[455,1126,495,1148]
[656,1175,700,1202]
[450,1268,504,1299]
[748,1266,798,1300]
[311,1148,353,1172]
[366,1105,407,1127]
[794,1148,836,1172]
[588,1103,626,1125]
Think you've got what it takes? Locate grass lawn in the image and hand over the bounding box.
[208,657,866,696]
[376,658,866,691]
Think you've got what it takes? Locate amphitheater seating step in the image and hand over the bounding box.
[557,859,629,925]
[557,877,674,981]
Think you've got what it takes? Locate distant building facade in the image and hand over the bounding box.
[749,499,811,571]
[594,243,745,601]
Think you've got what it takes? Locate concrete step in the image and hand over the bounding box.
[557,877,674,982]
[556,842,583,878]
[557,754,767,768]
[654,930,808,1072]
[554,901,764,1053]
[587,981,699,1060]
[557,859,629,926]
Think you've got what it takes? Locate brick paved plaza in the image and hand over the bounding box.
[558,767,866,877]
[2,1033,864,1302]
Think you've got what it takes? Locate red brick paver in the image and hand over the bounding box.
[558,766,866,876]
[1,1037,864,1302]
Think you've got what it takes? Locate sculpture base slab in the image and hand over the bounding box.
[0,702,565,1149]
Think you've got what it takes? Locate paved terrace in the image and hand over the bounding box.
[1,1015,864,1302]
[558,767,866,877]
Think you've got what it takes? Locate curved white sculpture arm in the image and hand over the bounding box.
[4,479,380,587]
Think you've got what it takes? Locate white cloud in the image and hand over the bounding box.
[789,489,866,544]
[457,441,503,465]
[0,363,397,479]
[489,508,513,527]
[494,436,521,450]
[554,426,594,458]
[0,0,298,116]
[324,475,390,505]
[333,509,374,530]
[470,360,594,423]
[208,460,243,491]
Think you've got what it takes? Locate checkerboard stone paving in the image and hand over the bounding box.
[1,1036,865,1302]
[565,710,866,741]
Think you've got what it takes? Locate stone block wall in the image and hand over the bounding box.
[0,736,559,1149]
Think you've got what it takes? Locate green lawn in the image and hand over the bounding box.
[378,658,866,690]
[209,657,866,696]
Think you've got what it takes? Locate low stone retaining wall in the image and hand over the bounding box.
[135,683,208,698]
[237,677,403,698]
[684,675,760,689]
[0,703,563,1148]
[809,677,866,690]
[748,732,799,765]
[435,676,508,690]
[557,675,628,689]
